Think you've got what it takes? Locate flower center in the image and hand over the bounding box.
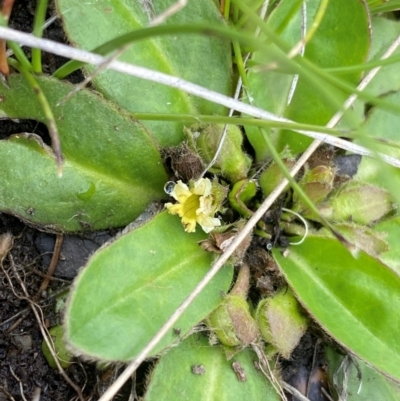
[182,194,200,220]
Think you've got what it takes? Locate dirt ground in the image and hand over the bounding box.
[0,1,335,400]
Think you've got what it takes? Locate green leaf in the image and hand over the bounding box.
[374,216,400,276]
[55,0,232,147]
[65,211,233,361]
[325,346,400,401]
[368,1,400,15]
[359,92,400,159]
[41,325,73,369]
[245,0,370,159]
[272,236,400,383]
[355,157,400,208]
[144,333,280,401]
[318,223,388,259]
[0,75,167,231]
[365,17,400,97]
[354,91,400,206]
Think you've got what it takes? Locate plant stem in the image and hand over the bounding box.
[223,0,231,19]
[32,0,49,73]
[0,11,32,72]
[97,27,400,401]
[230,263,250,297]
[0,26,400,168]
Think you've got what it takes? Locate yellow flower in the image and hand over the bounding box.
[165,178,222,233]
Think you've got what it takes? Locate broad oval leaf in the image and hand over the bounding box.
[245,0,370,159]
[355,157,400,208]
[365,16,400,97]
[144,333,280,401]
[374,216,400,276]
[359,92,400,159]
[354,91,400,205]
[272,236,400,383]
[0,75,167,231]
[65,211,233,361]
[55,0,232,147]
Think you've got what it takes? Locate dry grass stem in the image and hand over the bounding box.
[34,234,63,300]
[0,26,398,167]
[9,367,27,401]
[59,0,187,105]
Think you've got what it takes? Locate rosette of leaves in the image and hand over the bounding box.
[0,0,235,366]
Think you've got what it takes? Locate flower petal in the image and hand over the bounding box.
[198,194,215,215]
[170,180,192,203]
[181,215,197,233]
[197,214,221,233]
[191,178,212,196]
[166,203,184,217]
[166,177,224,234]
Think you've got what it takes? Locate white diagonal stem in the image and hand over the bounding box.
[0,26,399,167]
[0,24,399,401]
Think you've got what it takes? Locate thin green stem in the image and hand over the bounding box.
[7,41,32,71]
[223,0,231,20]
[232,0,400,116]
[53,24,264,79]
[51,21,400,114]
[32,0,49,73]
[0,11,32,71]
[371,1,400,13]
[139,111,395,159]
[232,40,249,88]
[325,54,400,74]
[133,112,353,136]
[288,0,328,57]
[235,0,267,30]
[273,0,303,36]
[231,0,355,126]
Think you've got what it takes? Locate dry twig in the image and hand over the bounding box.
[251,343,287,401]
[34,234,63,300]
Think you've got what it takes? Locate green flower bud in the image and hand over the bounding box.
[184,123,251,183]
[318,181,394,225]
[207,295,259,347]
[296,166,334,203]
[41,325,73,369]
[259,158,296,198]
[228,179,258,218]
[293,165,335,215]
[255,288,308,359]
